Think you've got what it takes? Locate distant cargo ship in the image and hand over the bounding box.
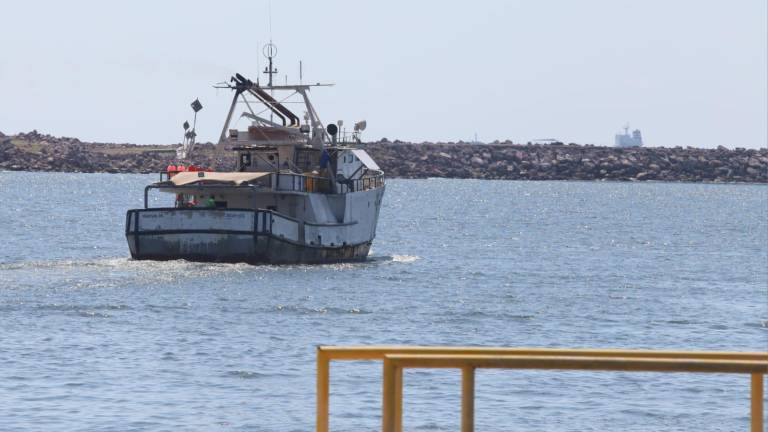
[615,124,643,148]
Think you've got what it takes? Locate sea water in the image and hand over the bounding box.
[0,172,766,431]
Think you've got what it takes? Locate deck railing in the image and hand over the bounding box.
[275,172,333,193]
[336,172,385,194]
[316,346,768,432]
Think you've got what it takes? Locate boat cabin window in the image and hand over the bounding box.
[240,153,252,167]
[341,154,359,164]
[236,149,280,172]
[294,148,320,170]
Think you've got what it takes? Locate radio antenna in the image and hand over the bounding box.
[256,40,260,86]
[263,0,277,87]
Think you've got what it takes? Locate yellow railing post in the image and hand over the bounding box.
[461,366,475,432]
[394,366,403,432]
[382,358,397,432]
[752,373,764,432]
[317,347,330,432]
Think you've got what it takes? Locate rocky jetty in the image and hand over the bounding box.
[363,141,767,183]
[0,130,225,174]
[1,131,766,183]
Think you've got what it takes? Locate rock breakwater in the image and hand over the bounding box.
[363,141,767,183]
[1,131,766,183]
[0,130,223,174]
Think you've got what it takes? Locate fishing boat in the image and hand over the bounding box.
[125,44,385,264]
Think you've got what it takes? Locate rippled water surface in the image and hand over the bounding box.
[1,172,766,431]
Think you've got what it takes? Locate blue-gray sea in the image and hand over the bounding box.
[1,171,766,432]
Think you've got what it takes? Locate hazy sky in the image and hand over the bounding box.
[1,0,766,148]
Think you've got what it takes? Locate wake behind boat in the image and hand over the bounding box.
[125,44,385,264]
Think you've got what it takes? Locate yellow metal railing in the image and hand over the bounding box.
[316,346,768,432]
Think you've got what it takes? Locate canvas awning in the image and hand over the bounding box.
[163,171,271,186]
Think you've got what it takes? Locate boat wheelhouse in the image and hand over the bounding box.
[125,46,384,264]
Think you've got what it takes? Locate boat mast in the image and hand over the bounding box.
[263,42,278,88]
